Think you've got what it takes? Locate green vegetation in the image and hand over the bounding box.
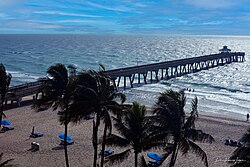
[229,128,250,167]
[104,102,167,167]
[0,64,11,128]
[154,89,214,167]
[32,63,76,167]
[65,66,125,167]
[30,63,215,167]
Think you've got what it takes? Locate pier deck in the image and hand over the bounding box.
[105,52,245,89]
[4,51,245,105]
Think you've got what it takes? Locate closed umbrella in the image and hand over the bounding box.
[58,134,72,141]
[147,152,162,161]
[1,120,11,126]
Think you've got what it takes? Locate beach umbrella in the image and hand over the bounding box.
[58,134,72,141]
[147,152,162,161]
[1,120,11,126]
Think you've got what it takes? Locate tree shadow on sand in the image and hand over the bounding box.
[4,99,34,111]
[52,146,64,151]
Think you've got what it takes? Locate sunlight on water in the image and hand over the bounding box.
[1,34,250,119]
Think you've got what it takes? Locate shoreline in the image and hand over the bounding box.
[1,98,250,167]
[8,95,249,121]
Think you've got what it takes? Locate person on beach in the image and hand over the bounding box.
[247,113,249,121]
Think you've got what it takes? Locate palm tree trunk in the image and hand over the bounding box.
[0,101,4,128]
[100,123,108,167]
[64,103,70,167]
[93,112,100,167]
[135,152,138,167]
[169,140,178,167]
[64,122,70,167]
[0,95,5,128]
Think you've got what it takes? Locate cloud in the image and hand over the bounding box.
[0,0,249,35]
[184,0,246,9]
[33,11,102,18]
[202,21,232,25]
[0,0,26,7]
[55,19,116,26]
[84,1,132,12]
[0,13,13,19]
[3,20,62,29]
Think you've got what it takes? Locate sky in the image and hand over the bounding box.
[0,0,250,35]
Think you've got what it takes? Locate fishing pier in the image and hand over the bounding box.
[3,47,245,105]
[105,51,245,89]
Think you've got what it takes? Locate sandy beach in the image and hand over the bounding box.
[0,97,249,167]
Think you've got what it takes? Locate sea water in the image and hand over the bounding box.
[1,34,250,119]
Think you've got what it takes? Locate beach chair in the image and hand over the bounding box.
[98,149,114,158]
[147,152,163,167]
[237,141,243,147]
[225,139,243,147]
[58,134,74,145]
[30,127,43,138]
[31,142,40,151]
[2,125,14,131]
[148,160,162,167]
[225,139,230,145]
[1,120,14,132]
[30,132,43,138]
[230,140,238,146]
[59,139,74,145]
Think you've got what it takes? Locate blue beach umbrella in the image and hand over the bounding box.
[1,120,11,126]
[58,134,72,141]
[147,152,162,161]
[105,149,113,154]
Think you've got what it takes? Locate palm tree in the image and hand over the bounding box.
[154,89,214,167]
[32,63,76,167]
[66,66,125,167]
[103,102,167,167]
[0,64,11,128]
[229,127,250,167]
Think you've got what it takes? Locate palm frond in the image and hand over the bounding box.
[77,71,98,92]
[178,89,186,114]
[155,93,181,121]
[184,97,198,129]
[139,155,148,167]
[184,115,196,130]
[229,127,250,167]
[142,129,170,150]
[115,92,126,104]
[230,147,250,165]
[188,140,209,167]
[100,107,112,133]
[47,63,68,89]
[185,129,215,143]
[98,63,106,72]
[179,138,190,155]
[241,128,250,143]
[105,149,132,165]
[105,134,130,148]
[190,96,198,118]
[112,117,135,142]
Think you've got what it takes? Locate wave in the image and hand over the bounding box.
[1,34,250,119]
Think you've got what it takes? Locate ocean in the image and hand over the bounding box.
[1,34,250,119]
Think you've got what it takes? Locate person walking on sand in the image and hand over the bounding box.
[247,113,249,121]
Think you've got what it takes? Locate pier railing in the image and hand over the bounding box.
[105,52,245,89]
[3,51,245,105]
